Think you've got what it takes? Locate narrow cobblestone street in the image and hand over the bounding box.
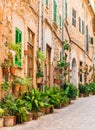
[1,96,95,130]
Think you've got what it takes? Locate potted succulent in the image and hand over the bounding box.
[0,108,4,128]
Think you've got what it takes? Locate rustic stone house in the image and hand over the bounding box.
[0,0,95,91]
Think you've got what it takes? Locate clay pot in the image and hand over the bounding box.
[2,68,9,75]
[37,77,42,84]
[10,67,16,75]
[24,50,29,55]
[0,118,4,128]
[4,116,16,127]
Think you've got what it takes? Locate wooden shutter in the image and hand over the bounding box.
[15,28,22,66]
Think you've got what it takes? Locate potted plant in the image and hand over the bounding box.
[1,94,17,126]
[8,42,21,64]
[0,108,4,128]
[20,77,32,94]
[36,71,43,84]
[1,59,11,75]
[24,50,29,55]
[63,40,71,51]
[10,63,17,75]
[1,81,11,95]
[12,77,22,97]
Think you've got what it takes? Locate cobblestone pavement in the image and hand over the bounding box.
[1,96,95,130]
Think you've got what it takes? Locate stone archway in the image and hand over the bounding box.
[72,58,78,87]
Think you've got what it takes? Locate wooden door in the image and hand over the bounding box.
[45,45,51,86]
[27,44,33,78]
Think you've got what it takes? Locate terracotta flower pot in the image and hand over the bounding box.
[54,79,61,84]
[4,116,16,127]
[10,67,16,75]
[2,68,9,75]
[37,77,42,84]
[24,50,29,55]
[20,85,27,94]
[13,83,21,94]
[0,118,4,128]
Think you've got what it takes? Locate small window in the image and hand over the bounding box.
[72,9,76,27]
[82,21,85,34]
[79,17,81,32]
[91,37,93,44]
[28,28,34,45]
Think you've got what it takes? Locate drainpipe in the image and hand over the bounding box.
[62,0,64,43]
[62,0,65,84]
[38,0,42,48]
[42,1,45,92]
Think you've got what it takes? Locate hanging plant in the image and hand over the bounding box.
[63,40,71,51]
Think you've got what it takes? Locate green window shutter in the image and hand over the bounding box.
[53,0,57,23]
[15,27,22,67]
[46,0,48,6]
[59,15,62,27]
[65,1,68,19]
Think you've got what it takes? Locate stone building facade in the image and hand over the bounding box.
[0,0,95,90]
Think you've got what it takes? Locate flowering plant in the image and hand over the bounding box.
[0,108,4,118]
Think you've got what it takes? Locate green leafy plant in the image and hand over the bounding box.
[8,42,21,63]
[36,71,43,78]
[63,40,70,51]
[1,81,11,91]
[0,108,4,118]
[1,59,11,68]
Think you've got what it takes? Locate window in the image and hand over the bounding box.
[15,27,22,67]
[53,0,57,23]
[91,37,93,44]
[65,1,68,19]
[79,17,81,32]
[80,61,83,82]
[59,15,62,28]
[82,20,85,34]
[72,9,76,27]
[27,28,34,78]
[45,0,48,6]
[79,17,85,34]
[28,28,34,45]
